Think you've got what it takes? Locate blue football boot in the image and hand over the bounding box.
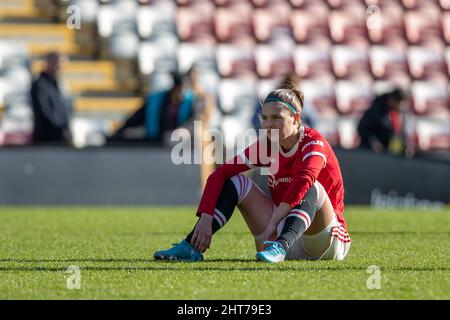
[153,240,203,262]
[256,241,287,263]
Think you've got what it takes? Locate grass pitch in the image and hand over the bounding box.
[0,206,449,300]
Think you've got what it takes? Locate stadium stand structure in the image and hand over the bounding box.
[0,0,448,154]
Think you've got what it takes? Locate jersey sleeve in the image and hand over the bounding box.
[281,135,329,208]
[196,140,266,217]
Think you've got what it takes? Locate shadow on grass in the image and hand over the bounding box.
[0,258,448,272]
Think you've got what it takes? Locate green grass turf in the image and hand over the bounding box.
[0,206,449,299]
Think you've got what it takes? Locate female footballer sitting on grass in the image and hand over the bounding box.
[154,83,350,263]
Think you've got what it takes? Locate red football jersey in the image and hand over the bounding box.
[197,127,348,231]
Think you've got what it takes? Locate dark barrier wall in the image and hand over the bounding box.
[252,149,450,207]
[0,147,201,205]
[336,149,450,205]
[0,147,449,205]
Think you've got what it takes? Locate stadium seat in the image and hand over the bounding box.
[401,0,441,10]
[367,2,406,45]
[257,78,279,101]
[290,8,330,44]
[446,48,450,77]
[314,117,340,146]
[213,0,248,6]
[293,45,333,78]
[407,46,446,80]
[328,6,368,44]
[335,80,374,115]
[148,71,176,93]
[414,117,450,151]
[369,46,408,79]
[442,12,450,44]
[289,0,328,9]
[136,1,176,39]
[138,36,178,75]
[218,79,257,114]
[373,75,411,95]
[299,80,338,119]
[440,0,450,10]
[214,3,253,42]
[254,44,294,79]
[404,7,443,46]
[196,69,221,95]
[68,0,99,23]
[0,41,28,70]
[70,117,108,148]
[337,116,360,149]
[251,0,289,7]
[252,2,292,43]
[177,42,216,74]
[175,1,215,42]
[97,0,138,38]
[331,45,370,79]
[108,30,139,59]
[411,81,449,116]
[216,44,256,78]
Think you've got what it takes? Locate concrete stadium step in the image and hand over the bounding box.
[74,97,143,114]
[0,0,39,19]
[32,59,120,93]
[0,23,79,55]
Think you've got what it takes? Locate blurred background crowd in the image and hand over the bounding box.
[0,0,449,159]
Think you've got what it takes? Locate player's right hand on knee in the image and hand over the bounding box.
[192,213,213,253]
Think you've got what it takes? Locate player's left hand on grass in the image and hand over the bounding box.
[191,213,213,253]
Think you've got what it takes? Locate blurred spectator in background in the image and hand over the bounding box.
[107,68,208,144]
[357,88,407,155]
[31,52,72,145]
[253,72,319,130]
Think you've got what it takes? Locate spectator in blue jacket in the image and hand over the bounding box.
[107,71,199,144]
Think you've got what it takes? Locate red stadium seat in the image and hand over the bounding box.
[299,80,337,118]
[327,0,365,9]
[446,48,450,77]
[367,2,406,45]
[251,0,288,7]
[407,47,446,80]
[214,0,251,6]
[175,1,215,42]
[442,12,450,45]
[293,45,332,78]
[290,8,330,44]
[329,7,368,45]
[253,2,291,42]
[216,43,256,78]
[440,0,450,10]
[401,0,440,10]
[404,7,443,46]
[332,45,370,79]
[289,0,328,9]
[214,3,253,42]
[254,44,294,79]
[369,46,408,79]
[337,116,360,149]
[335,80,374,115]
[414,118,450,151]
[411,81,449,115]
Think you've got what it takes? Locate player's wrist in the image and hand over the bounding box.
[200,213,214,221]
